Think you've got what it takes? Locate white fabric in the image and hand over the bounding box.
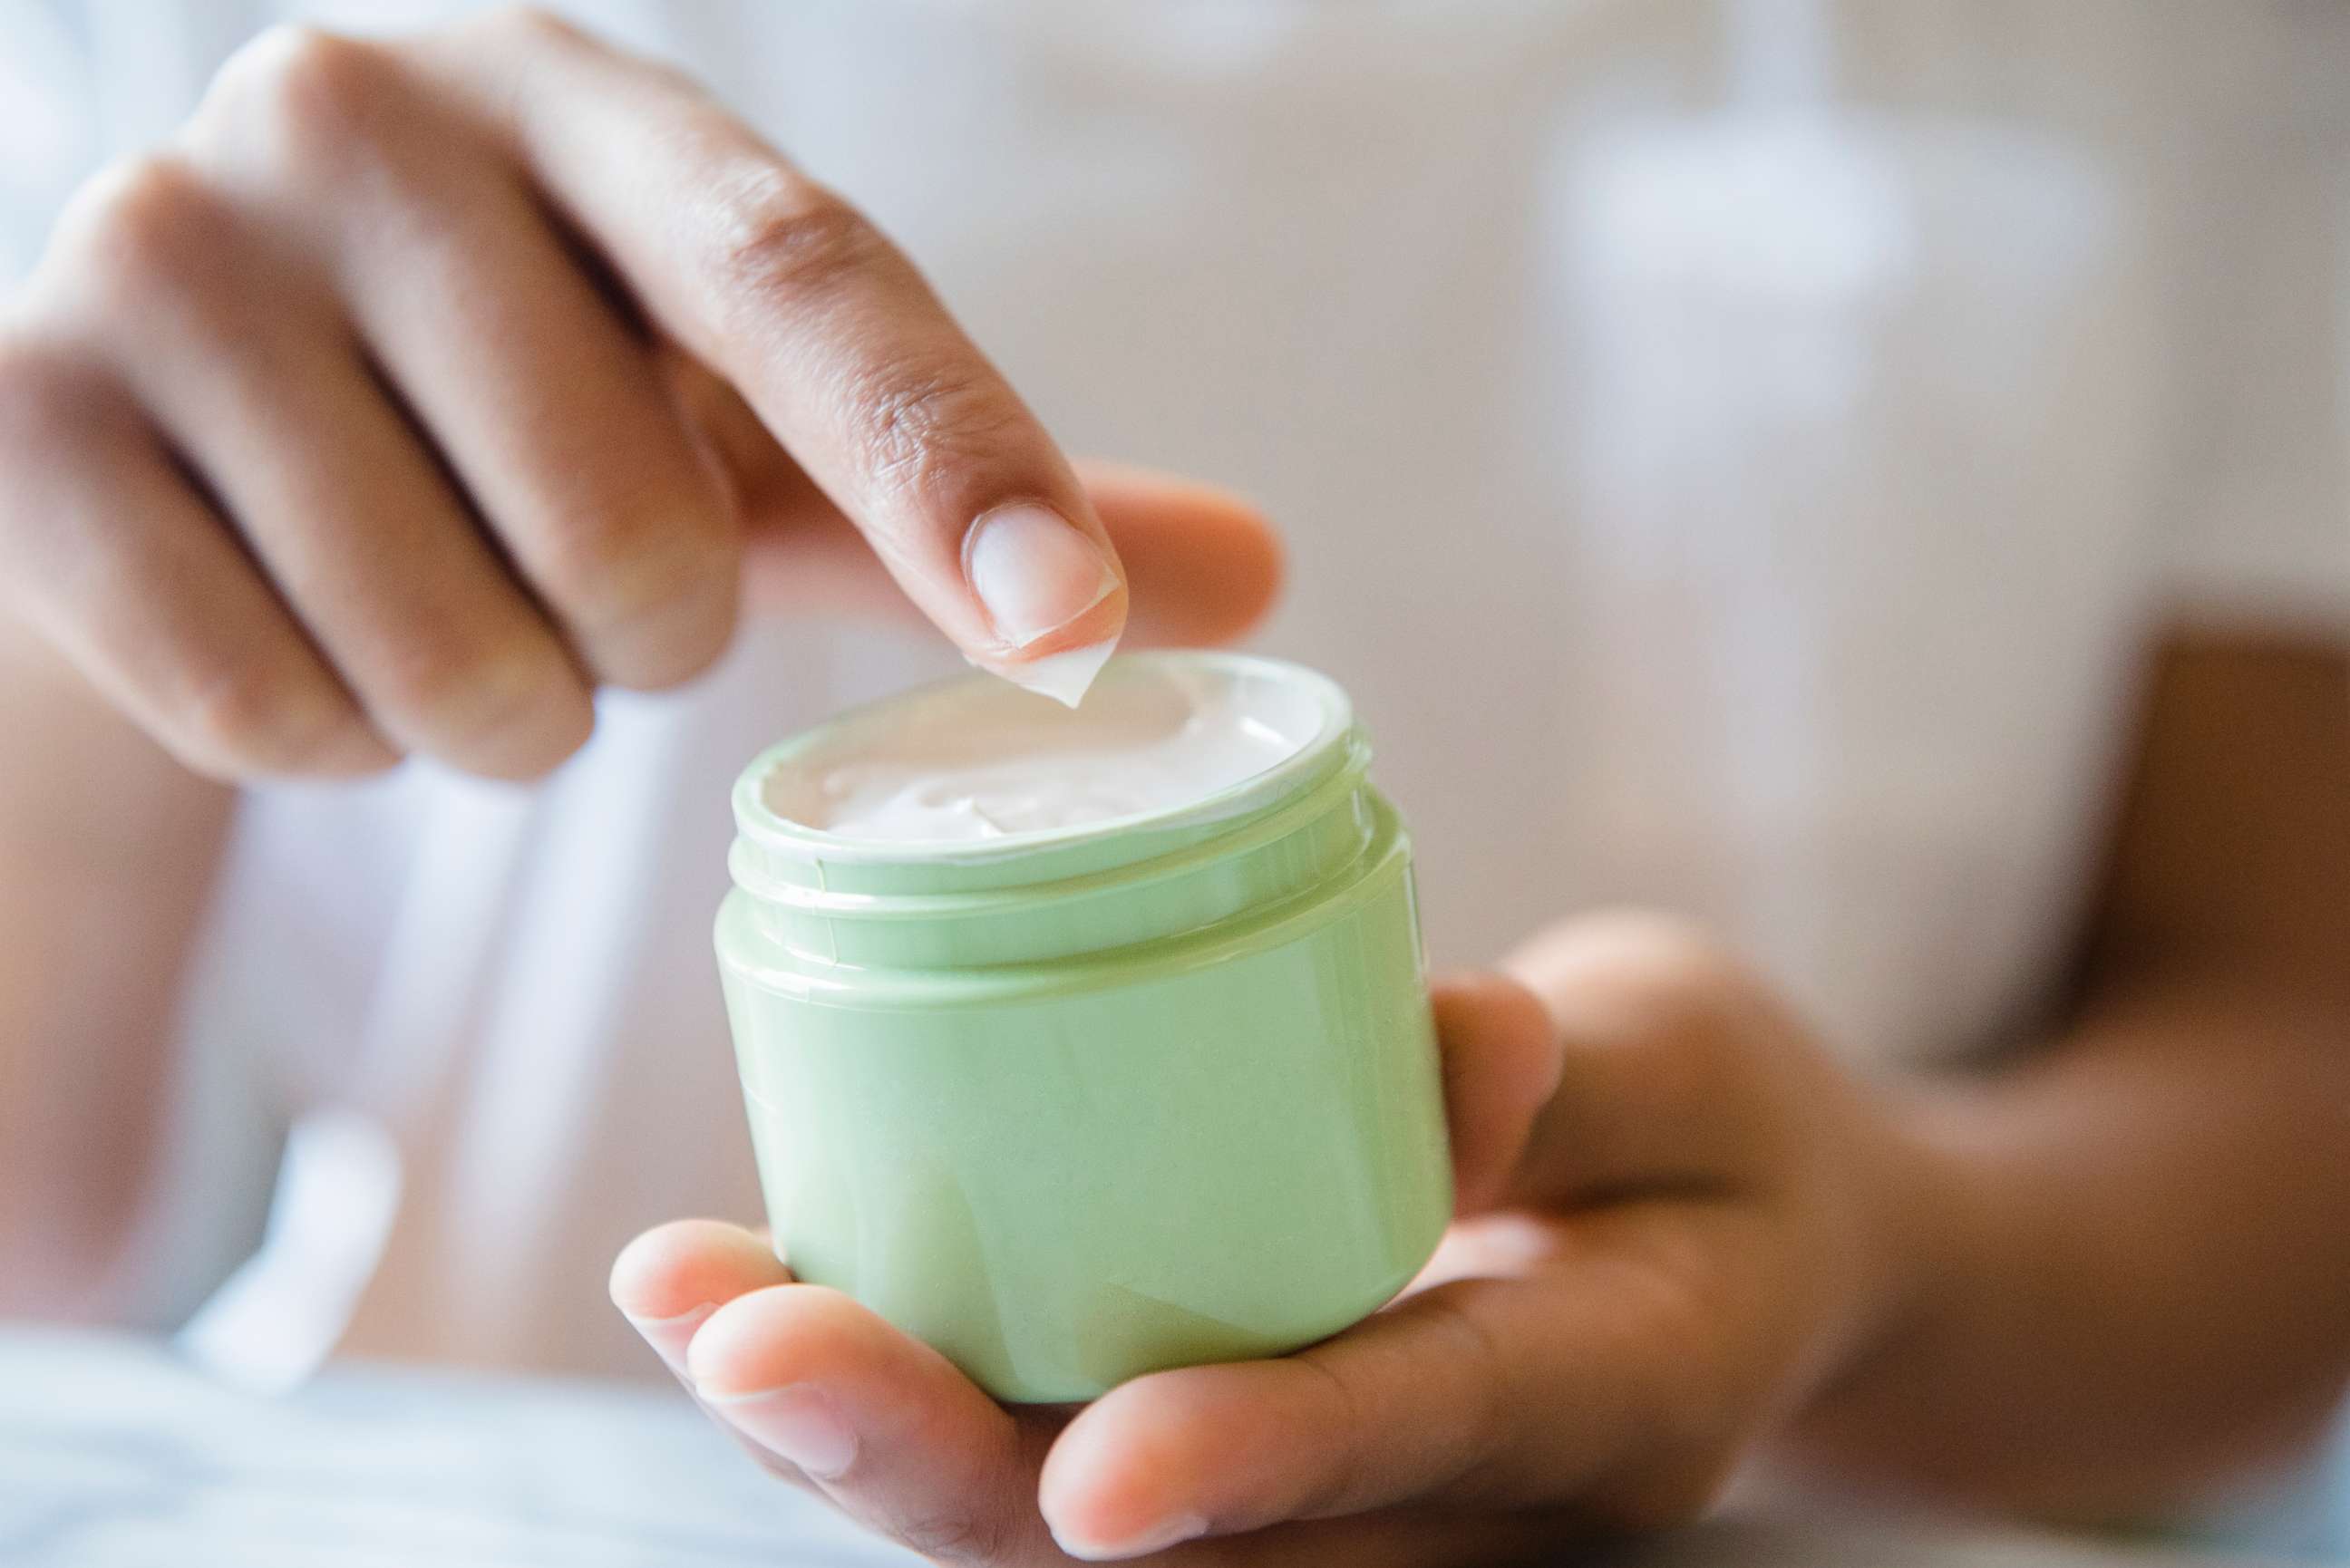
[0,0,2345,1376]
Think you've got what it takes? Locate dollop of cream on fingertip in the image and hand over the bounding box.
[986,639,1119,708]
[965,503,1122,704]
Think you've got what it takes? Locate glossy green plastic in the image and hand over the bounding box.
[714,653,1452,1403]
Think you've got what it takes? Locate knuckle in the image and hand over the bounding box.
[0,333,68,447]
[701,179,1032,506]
[851,361,1024,502]
[59,156,235,309]
[228,24,393,115]
[1530,910,1759,1031]
[696,181,1031,506]
[1262,1353,1372,1518]
[707,182,889,319]
[209,24,404,177]
[448,5,663,94]
[461,3,592,52]
[886,1503,1018,1566]
[1420,1293,1511,1469]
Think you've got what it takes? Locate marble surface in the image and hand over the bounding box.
[0,1328,2289,1567]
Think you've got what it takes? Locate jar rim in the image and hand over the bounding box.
[730,651,1355,868]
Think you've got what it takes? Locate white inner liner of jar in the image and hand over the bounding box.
[762,659,1326,845]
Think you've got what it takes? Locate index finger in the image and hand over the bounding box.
[424,9,1125,702]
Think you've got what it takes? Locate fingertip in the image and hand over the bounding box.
[416,658,598,783]
[1076,462,1285,648]
[1041,1378,1220,1560]
[307,723,403,777]
[981,627,1122,708]
[957,491,1126,699]
[683,1282,873,1399]
[200,712,400,782]
[608,1217,787,1325]
[1431,969,1556,1045]
[1177,503,1282,647]
[589,563,744,694]
[1204,490,1284,633]
[1431,970,1563,1214]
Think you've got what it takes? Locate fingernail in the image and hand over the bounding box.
[698,1382,859,1479]
[619,1302,716,1377]
[965,503,1119,650]
[968,640,1119,709]
[1050,1511,1209,1562]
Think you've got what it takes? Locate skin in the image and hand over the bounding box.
[0,7,1285,783]
[0,10,2344,1562]
[0,460,1278,1318]
[0,7,1281,1312]
[609,635,2350,1564]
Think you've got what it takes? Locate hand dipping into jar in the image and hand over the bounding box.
[716,653,1452,1402]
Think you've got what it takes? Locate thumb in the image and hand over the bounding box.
[1428,972,1564,1215]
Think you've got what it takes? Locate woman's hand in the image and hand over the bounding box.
[611,913,1939,1564]
[0,9,1278,781]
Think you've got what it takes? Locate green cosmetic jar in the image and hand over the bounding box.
[714,652,1452,1403]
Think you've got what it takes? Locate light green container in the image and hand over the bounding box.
[715,652,1451,1403]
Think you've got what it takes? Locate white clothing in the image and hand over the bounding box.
[0,0,2344,1379]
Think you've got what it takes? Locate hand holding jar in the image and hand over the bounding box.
[614,906,1929,1563]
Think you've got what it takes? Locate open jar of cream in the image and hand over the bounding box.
[715,652,1451,1402]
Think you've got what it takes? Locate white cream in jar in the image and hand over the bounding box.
[719,651,1447,1402]
[761,658,1329,845]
